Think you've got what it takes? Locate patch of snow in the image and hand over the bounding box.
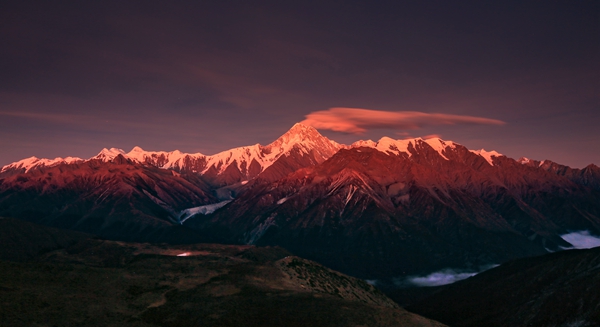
[344,185,356,207]
[179,200,232,223]
[470,149,503,166]
[245,214,278,245]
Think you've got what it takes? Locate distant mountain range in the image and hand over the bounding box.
[1,123,599,281]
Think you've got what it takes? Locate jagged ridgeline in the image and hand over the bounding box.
[1,123,599,280]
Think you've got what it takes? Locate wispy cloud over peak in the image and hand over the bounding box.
[301,107,506,134]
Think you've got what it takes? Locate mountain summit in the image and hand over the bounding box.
[0,123,342,186]
[265,123,342,155]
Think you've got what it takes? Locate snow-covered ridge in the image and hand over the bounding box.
[1,123,343,177]
[2,123,509,174]
[470,149,503,166]
[0,156,83,173]
[124,123,345,175]
[351,137,458,160]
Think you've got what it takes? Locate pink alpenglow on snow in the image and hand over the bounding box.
[301,107,506,134]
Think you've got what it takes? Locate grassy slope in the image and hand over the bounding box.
[0,218,444,327]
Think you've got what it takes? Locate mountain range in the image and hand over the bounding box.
[1,123,599,281]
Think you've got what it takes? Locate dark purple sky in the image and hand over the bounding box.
[1,1,598,168]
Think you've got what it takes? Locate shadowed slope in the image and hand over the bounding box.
[0,157,216,243]
[191,145,599,280]
[0,219,445,327]
[408,247,600,327]
[0,217,90,261]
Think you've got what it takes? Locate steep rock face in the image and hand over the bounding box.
[0,156,216,242]
[190,143,600,280]
[518,158,600,190]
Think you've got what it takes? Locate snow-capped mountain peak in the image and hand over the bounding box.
[202,123,343,176]
[370,137,414,156]
[471,149,503,166]
[94,148,127,161]
[264,123,342,155]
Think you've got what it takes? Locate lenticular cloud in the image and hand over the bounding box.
[301,107,505,134]
[560,231,600,249]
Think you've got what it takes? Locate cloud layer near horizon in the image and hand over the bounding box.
[301,108,506,134]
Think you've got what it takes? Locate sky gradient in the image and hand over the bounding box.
[1,1,598,168]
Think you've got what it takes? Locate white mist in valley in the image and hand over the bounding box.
[560,231,600,249]
[393,265,499,287]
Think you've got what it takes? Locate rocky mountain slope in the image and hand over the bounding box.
[0,158,216,243]
[0,124,344,243]
[189,140,599,280]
